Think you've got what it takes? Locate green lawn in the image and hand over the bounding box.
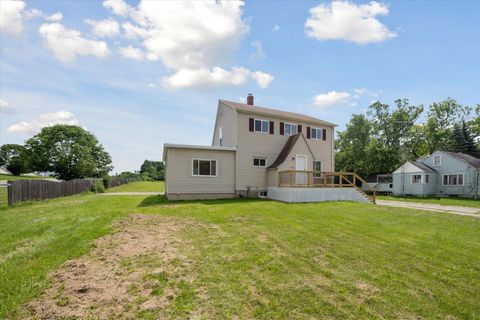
[1,194,479,319]
[0,174,53,181]
[108,180,164,192]
[0,187,7,208]
[378,195,480,208]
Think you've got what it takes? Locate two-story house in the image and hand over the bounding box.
[163,94,373,203]
[392,151,480,198]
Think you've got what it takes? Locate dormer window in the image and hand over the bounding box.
[255,119,270,133]
[433,155,441,166]
[284,123,298,136]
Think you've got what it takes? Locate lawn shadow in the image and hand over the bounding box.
[137,195,267,207]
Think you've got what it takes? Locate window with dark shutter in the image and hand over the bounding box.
[306,127,311,139]
[249,118,254,132]
[322,129,327,141]
[298,125,302,133]
[280,122,284,135]
[269,121,274,134]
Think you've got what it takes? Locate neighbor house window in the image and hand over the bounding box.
[219,127,223,146]
[255,119,270,133]
[313,160,322,177]
[433,155,441,166]
[311,128,323,140]
[253,157,267,167]
[443,174,463,186]
[425,174,429,183]
[284,123,298,136]
[412,174,422,184]
[192,159,217,176]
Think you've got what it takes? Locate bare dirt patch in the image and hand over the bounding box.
[23,214,201,319]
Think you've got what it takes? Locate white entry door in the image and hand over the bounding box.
[295,155,307,185]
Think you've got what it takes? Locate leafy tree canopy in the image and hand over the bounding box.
[0,144,30,175]
[139,160,164,181]
[26,125,112,180]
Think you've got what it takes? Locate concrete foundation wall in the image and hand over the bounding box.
[166,193,235,201]
[267,187,372,203]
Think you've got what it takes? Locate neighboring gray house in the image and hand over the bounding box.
[163,94,374,203]
[393,151,480,198]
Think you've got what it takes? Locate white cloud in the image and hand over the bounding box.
[103,0,273,89]
[250,71,274,89]
[0,99,17,114]
[249,40,266,61]
[85,18,120,38]
[24,8,42,20]
[119,45,145,61]
[122,22,148,39]
[162,67,273,90]
[103,0,132,17]
[272,24,280,32]
[39,23,110,63]
[313,91,351,107]
[0,0,26,35]
[45,12,63,22]
[305,1,396,44]
[7,110,81,135]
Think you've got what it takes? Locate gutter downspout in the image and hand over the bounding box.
[475,170,479,200]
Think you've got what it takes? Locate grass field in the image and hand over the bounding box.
[108,180,164,192]
[0,174,53,181]
[0,187,7,208]
[1,194,479,319]
[378,195,480,208]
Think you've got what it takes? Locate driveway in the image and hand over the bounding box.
[376,200,480,218]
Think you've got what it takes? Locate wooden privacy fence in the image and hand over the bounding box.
[109,177,132,188]
[7,179,95,205]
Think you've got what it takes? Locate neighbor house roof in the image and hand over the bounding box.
[220,100,337,127]
[413,161,436,172]
[268,133,301,169]
[442,151,480,169]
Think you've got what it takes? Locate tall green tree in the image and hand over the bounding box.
[139,160,165,180]
[452,123,468,153]
[423,98,471,153]
[26,125,112,180]
[0,144,30,175]
[461,122,479,157]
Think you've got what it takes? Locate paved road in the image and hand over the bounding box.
[376,200,480,218]
[101,192,164,196]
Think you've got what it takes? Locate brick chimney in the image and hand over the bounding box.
[247,93,254,106]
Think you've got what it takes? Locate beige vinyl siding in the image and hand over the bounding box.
[267,169,278,187]
[235,112,334,191]
[165,148,235,196]
[212,102,238,147]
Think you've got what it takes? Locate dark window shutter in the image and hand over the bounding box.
[249,118,254,132]
[269,121,274,134]
[280,122,284,135]
[298,125,302,133]
[322,129,327,141]
[306,127,311,139]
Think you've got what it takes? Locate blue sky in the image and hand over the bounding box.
[1,0,479,172]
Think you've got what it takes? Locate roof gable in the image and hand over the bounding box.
[268,133,314,169]
[436,151,480,169]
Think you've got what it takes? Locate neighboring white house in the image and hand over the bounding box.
[0,166,12,175]
[163,95,374,203]
[392,151,480,198]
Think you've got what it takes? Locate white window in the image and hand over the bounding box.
[311,127,323,140]
[255,119,270,133]
[253,157,267,167]
[219,127,223,146]
[192,159,217,176]
[284,123,298,136]
[433,155,441,166]
[412,174,422,184]
[313,160,322,177]
[442,174,464,186]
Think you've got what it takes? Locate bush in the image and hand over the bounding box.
[90,181,105,193]
[102,175,111,189]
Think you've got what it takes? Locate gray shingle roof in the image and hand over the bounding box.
[442,151,480,169]
[221,100,336,127]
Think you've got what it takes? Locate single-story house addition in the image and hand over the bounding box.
[393,151,480,198]
[163,94,374,203]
